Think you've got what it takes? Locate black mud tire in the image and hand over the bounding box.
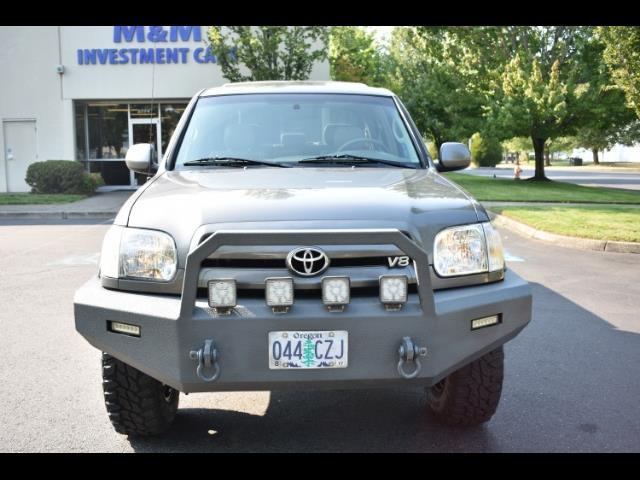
[426,346,504,427]
[102,352,179,437]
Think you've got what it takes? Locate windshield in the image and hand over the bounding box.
[174,93,422,167]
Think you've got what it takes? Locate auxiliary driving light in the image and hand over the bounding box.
[265,277,294,313]
[322,276,350,312]
[379,275,408,311]
[208,279,237,315]
[471,314,501,330]
[108,321,141,337]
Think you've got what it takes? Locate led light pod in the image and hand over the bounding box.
[208,279,237,314]
[379,275,408,311]
[322,276,350,312]
[265,277,294,313]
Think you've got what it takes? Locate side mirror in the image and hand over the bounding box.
[125,143,158,175]
[436,142,471,172]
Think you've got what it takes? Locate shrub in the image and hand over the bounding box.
[470,133,503,167]
[82,172,105,193]
[25,160,103,195]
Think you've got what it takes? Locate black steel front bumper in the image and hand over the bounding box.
[74,229,532,393]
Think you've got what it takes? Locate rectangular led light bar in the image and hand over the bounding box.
[108,321,141,337]
[471,314,502,331]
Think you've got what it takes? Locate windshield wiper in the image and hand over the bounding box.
[298,154,417,169]
[183,157,290,168]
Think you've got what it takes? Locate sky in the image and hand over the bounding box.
[365,26,395,44]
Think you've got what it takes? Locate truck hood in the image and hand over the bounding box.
[125,167,485,262]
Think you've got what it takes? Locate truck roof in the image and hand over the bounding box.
[200,81,395,98]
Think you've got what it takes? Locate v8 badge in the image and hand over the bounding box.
[387,256,411,268]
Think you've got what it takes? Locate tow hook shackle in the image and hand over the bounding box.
[189,339,220,382]
[397,336,427,379]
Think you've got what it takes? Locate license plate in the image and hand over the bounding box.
[268,331,348,369]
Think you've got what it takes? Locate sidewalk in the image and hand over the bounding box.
[0,190,132,219]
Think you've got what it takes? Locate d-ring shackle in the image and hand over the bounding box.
[397,336,427,379]
[189,339,220,382]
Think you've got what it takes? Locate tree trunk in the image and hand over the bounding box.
[592,149,600,165]
[544,144,551,167]
[531,136,549,180]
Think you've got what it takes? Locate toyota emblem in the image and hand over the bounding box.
[286,247,330,277]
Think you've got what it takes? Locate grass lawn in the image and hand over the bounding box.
[491,206,640,243]
[444,172,640,204]
[0,193,85,205]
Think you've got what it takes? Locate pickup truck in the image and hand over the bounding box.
[74,81,532,436]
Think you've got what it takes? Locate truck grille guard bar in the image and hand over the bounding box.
[179,229,436,320]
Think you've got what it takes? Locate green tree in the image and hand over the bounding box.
[503,136,533,162]
[598,26,640,119]
[388,27,484,150]
[329,26,389,86]
[456,28,638,171]
[435,27,604,180]
[470,132,503,167]
[546,137,577,162]
[571,31,640,163]
[207,26,328,82]
[572,121,640,164]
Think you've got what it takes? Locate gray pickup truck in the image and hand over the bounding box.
[74,81,532,437]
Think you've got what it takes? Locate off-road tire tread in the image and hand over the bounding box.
[102,352,178,436]
[427,347,504,427]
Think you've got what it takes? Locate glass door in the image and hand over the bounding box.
[128,118,160,186]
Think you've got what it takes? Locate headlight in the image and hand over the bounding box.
[482,222,505,272]
[433,222,504,277]
[99,226,177,281]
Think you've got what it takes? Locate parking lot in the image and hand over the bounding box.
[0,218,639,452]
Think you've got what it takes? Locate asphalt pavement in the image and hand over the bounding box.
[461,166,640,191]
[0,219,639,452]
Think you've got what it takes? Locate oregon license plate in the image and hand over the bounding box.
[268,331,348,369]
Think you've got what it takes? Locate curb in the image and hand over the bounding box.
[488,211,640,254]
[0,211,117,219]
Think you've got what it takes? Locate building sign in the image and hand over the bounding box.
[76,26,217,65]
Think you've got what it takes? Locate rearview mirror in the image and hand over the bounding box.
[125,143,158,175]
[436,142,471,172]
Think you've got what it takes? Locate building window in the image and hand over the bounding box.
[130,103,158,119]
[87,103,129,159]
[74,100,188,186]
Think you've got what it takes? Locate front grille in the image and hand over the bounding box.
[197,231,414,246]
[201,256,390,269]
[197,242,417,296]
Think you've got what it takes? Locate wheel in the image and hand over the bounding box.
[102,352,179,436]
[426,346,504,427]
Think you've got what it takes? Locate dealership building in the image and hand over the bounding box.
[0,26,330,192]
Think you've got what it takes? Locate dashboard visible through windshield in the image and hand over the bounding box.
[173,93,422,168]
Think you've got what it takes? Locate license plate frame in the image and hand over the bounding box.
[268,330,348,369]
